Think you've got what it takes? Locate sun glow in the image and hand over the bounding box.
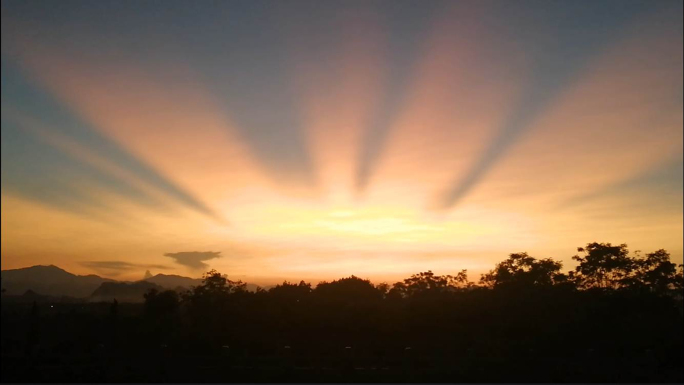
[1,1,682,283]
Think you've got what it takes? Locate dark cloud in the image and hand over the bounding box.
[163,251,222,270]
[80,261,170,276]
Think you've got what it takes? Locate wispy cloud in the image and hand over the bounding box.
[80,260,170,276]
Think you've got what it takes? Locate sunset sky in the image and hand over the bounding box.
[1,0,682,284]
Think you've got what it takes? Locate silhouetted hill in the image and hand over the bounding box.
[0,265,264,299]
[0,289,82,304]
[20,289,43,302]
[2,242,683,382]
[89,281,163,303]
[143,273,262,292]
[143,273,202,291]
[1,265,114,298]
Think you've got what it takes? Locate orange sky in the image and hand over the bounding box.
[1,1,682,284]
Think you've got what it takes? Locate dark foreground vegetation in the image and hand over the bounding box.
[2,242,683,382]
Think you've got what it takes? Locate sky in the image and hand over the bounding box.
[1,0,682,284]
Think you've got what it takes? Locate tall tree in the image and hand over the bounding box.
[571,243,635,289]
[480,252,564,288]
[633,249,680,294]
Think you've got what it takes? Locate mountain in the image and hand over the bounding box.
[89,281,163,303]
[245,283,262,292]
[143,273,202,291]
[142,273,262,292]
[1,265,264,301]
[0,289,82,304]
[1,265,114,298]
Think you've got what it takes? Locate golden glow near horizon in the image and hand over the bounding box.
[1,1,682,284]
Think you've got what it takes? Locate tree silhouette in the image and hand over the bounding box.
[314,275,382,304]
[268,280,312,302]
[676,264,684,291]
[632,249,680,294]
[144,289,179,318]
[480,252,565,288]
[182,269,247,307]
[392,270,472,298]
[571,243,635,289]
[109,299,119,318]
[3,241,683,382]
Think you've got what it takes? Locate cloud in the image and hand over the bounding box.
[164,251,222,270]
[80,261,170,276]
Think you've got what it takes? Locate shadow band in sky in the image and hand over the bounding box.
[1,59,223,223]
[431,0,661,210]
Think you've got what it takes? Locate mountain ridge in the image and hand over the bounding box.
[1,265,263,300]
[1,265,115,298]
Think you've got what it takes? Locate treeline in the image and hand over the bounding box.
[2,242,683,382]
